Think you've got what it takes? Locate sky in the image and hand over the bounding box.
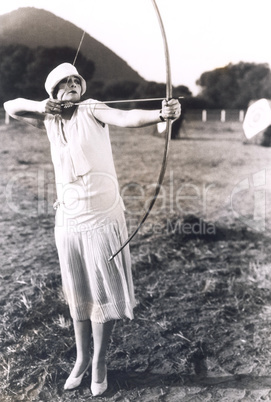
[0,0,271,95]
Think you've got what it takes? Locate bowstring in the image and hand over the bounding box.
[61,30,86,95]
[72,31,86,66]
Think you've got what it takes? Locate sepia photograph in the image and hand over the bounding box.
[1,0,271,400]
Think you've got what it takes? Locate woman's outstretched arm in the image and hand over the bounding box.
[92,98,181,128]
[4,98,61,128]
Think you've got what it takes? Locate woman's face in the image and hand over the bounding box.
[55,75,82,102]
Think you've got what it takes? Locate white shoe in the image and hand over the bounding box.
[64,358,91,390]
[91,365,108,396]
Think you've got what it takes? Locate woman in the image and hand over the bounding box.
[4,62,181,396]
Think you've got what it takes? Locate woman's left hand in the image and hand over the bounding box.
[161,98,181,121]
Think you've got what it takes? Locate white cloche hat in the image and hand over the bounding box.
[45,63,87,98]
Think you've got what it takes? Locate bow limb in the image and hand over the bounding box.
[108,0,173,261]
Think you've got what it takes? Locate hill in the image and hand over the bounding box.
[0,7,145,84]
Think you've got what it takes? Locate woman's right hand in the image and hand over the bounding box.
[40,99,62,115]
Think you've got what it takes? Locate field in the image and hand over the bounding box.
[1,113,271,401]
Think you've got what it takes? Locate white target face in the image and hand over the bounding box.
[243,98,271,139]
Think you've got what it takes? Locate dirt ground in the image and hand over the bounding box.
[1,115,271,401]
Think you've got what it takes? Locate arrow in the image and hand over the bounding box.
[61,96,183,108]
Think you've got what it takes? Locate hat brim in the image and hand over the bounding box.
[51,74,87,97]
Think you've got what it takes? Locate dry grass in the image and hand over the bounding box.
[1,116,271,400]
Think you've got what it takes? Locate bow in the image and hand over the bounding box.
[108,0,173,261]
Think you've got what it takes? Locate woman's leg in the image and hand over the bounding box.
[91,320,114,382]
[69,319,92,377]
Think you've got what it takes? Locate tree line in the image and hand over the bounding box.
[1,45,271,110]
[197,62,271,109]
[0,45,190,109]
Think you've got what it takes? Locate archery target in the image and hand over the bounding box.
[243,98,271,139]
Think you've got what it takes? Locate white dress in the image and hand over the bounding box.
[44,100,136,323]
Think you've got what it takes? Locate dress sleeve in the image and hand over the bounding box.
[84,99,106,128]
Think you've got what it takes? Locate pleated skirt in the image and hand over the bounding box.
[55,210,136,323]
